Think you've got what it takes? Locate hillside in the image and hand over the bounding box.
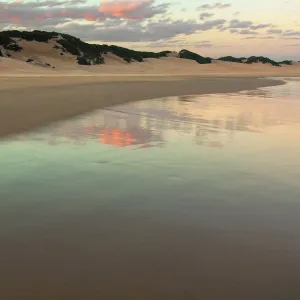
[0,30,174,67]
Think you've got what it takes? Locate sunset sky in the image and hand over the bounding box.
[1,0,300,60]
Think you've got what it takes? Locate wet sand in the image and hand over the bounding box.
[1,80,300,299]
[0,76,284,137]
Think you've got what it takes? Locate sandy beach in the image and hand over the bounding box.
[2,23,300,298]
[2,50,300,138]
[0,74,285,138]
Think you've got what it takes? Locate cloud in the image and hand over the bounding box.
[229,19,253,29]
[282,37,300,40]
[198,2,231,10]
[243,36,274,40]
[146,39,213,49]
[282,30,300,36]
[267,29,282,34]
[0,0,168,28]
[239,29,258,35]
[259,36,275,39]
[197,19,226,30]
[47,18,226,42]
[250,23,270,30]
[6,0,86,8]
[98,0,166,19]
[226,19,272,34]
[199,13,214,20]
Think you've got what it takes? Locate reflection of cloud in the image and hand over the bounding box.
[100,129,136,147]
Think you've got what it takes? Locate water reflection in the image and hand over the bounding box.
[11,79,300,150]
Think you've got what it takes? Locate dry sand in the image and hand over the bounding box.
[1,55,300,78]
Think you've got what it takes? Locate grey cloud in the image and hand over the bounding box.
[146,39,213,49]
[199,13,214,20]
[198,2,231,10]
[239,29,258,35]
[243,36,274,39]
[282,37,300,40]
[259,36,275,39]
[198,19,226,30]
[47,18,227,42]
[229,19,253,29]
[217,24,226,31]
[250,23,271,30]
[267,29,282,34]
[226,19,272,33]
[6,0,86,8]
[282,30,300,36]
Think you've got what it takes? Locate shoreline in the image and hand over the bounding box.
[0,76,285,138]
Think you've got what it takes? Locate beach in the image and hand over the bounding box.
[2,8,300,298]
[0,74,285,138]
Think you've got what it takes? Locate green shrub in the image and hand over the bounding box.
[279,60,292,65]
[218,56,245,63]
[245,56,281,66]
[178,49,211,64]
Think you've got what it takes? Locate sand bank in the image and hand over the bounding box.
[0,76,285,138]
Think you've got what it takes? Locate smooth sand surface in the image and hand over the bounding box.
[0,75,285,138]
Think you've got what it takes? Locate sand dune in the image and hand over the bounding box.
[1,36,300,77]
[0,34,299,136]
[1,55,300,78]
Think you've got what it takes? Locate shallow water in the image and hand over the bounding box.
[1,79,300,299]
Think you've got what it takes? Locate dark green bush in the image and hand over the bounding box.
[245,56,281,66]
[279,60,292,65]
[218,56,245,63]
[178,49,211,64]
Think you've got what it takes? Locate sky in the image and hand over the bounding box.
[0,0,300,60]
